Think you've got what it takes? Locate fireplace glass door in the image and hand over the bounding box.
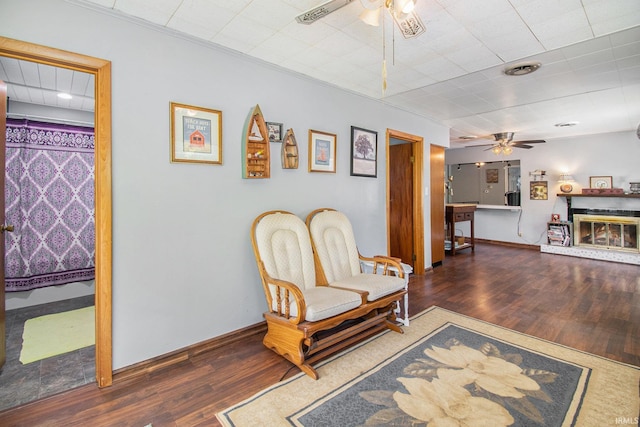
[574,214,639,253]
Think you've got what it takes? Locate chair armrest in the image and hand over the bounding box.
[359,254,405,278]
[258,261,307,324]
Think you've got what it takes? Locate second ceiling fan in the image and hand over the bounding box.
[476,132,546,155]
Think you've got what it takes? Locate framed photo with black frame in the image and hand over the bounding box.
[350,126,377,178]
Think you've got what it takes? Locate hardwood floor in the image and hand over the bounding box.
[1,243,638,426]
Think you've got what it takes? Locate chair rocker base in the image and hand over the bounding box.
[262,291,405,379]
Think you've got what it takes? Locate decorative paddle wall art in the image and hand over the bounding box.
[242,104,270,178]
[281,128,299,169]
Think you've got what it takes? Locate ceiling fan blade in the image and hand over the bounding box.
[296,0,357,24]
[511,139,547,145]
[513,144,534,149]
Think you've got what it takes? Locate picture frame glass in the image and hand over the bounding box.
[530,181,548,200]
[350,126,377,177]
[309,130,336,173]
[170,102,222,164]
[589,176,612,189]
[266,122,283,143]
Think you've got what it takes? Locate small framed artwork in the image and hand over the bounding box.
[551,213,560,222]
[589,176,612,189]
[350,126,377,178]
[530,181,548,200]
[266,122,283,142]
[486,168,499,183]
[170,102,222,164]
[308,129,336,173]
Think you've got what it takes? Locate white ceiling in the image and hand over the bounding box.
[0,57,95,113]
[6,0,640,146]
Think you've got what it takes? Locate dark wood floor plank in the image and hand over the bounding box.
[0,243,638,426]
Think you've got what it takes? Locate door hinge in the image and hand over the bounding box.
[410,156,414,163]
[412,253,417,261]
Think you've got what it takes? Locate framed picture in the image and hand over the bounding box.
[589,176,612,189]
[308,129,336,173]
[350,126,377,178]
[486,168,499,183]
[551,213,560,222]
[170,102,222,164]
[266,122,283,143]
[530,181,548,200]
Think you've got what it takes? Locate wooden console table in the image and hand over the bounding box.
[446,204,476,255]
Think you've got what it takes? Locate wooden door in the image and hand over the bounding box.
[389,143,414,267]
[1,80,6,368]
[430,145,445,266]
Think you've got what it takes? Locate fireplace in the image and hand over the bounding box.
[573,210,639,253]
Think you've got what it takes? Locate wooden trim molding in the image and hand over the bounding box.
[113,322,268,384]
[386,129,425,274]
[0,36,113,387]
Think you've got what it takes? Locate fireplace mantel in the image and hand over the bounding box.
[557,193,640,222]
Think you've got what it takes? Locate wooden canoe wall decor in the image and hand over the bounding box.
[242,104,270,178]
[281,128,299,169]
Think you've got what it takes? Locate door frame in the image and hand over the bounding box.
[386,129,424,274]
[0,36,113,387]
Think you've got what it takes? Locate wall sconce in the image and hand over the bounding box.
[558,173,575,193]
[475,162,485,168]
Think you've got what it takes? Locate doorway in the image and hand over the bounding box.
[0,37,113,389]
[386,129,424,274]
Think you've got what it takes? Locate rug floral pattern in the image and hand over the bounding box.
[294,325,585,426]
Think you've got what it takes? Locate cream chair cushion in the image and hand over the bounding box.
[254,211,361,321]
[331,273,405,301]
[308,209,406,301]
[308,210,363,282]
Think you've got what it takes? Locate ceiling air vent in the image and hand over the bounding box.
[504,62,541,76]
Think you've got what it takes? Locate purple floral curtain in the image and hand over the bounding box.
[4,118,95,292]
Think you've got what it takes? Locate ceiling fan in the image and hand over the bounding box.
[458,132,546,155]
[296,0,425,39]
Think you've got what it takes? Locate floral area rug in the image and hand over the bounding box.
[217,306,639,427]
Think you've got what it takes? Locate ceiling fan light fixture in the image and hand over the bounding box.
[492,146,502,155]
[504,62,541,76]
[359,7,381,26]
[503,146,513,155]
[396,0,416,14]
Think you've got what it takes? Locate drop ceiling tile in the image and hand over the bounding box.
[439,0,514,26]
[114,0,182,26]
[241,1,301,31]
[280,20,337,45]
[168,0,236,39]
[214,15,277,52]
[314,31,365,57]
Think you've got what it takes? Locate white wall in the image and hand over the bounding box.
[1,0,449,369]
[445,131,640,245]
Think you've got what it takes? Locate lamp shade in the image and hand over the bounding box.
[558,174,574,182]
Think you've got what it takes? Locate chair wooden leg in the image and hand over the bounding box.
[298,363,319,380]
[385,320,404,334]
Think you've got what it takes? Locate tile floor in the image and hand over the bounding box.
[0,295,95,412]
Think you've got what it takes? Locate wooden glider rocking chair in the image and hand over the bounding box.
[251,210,406,379]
